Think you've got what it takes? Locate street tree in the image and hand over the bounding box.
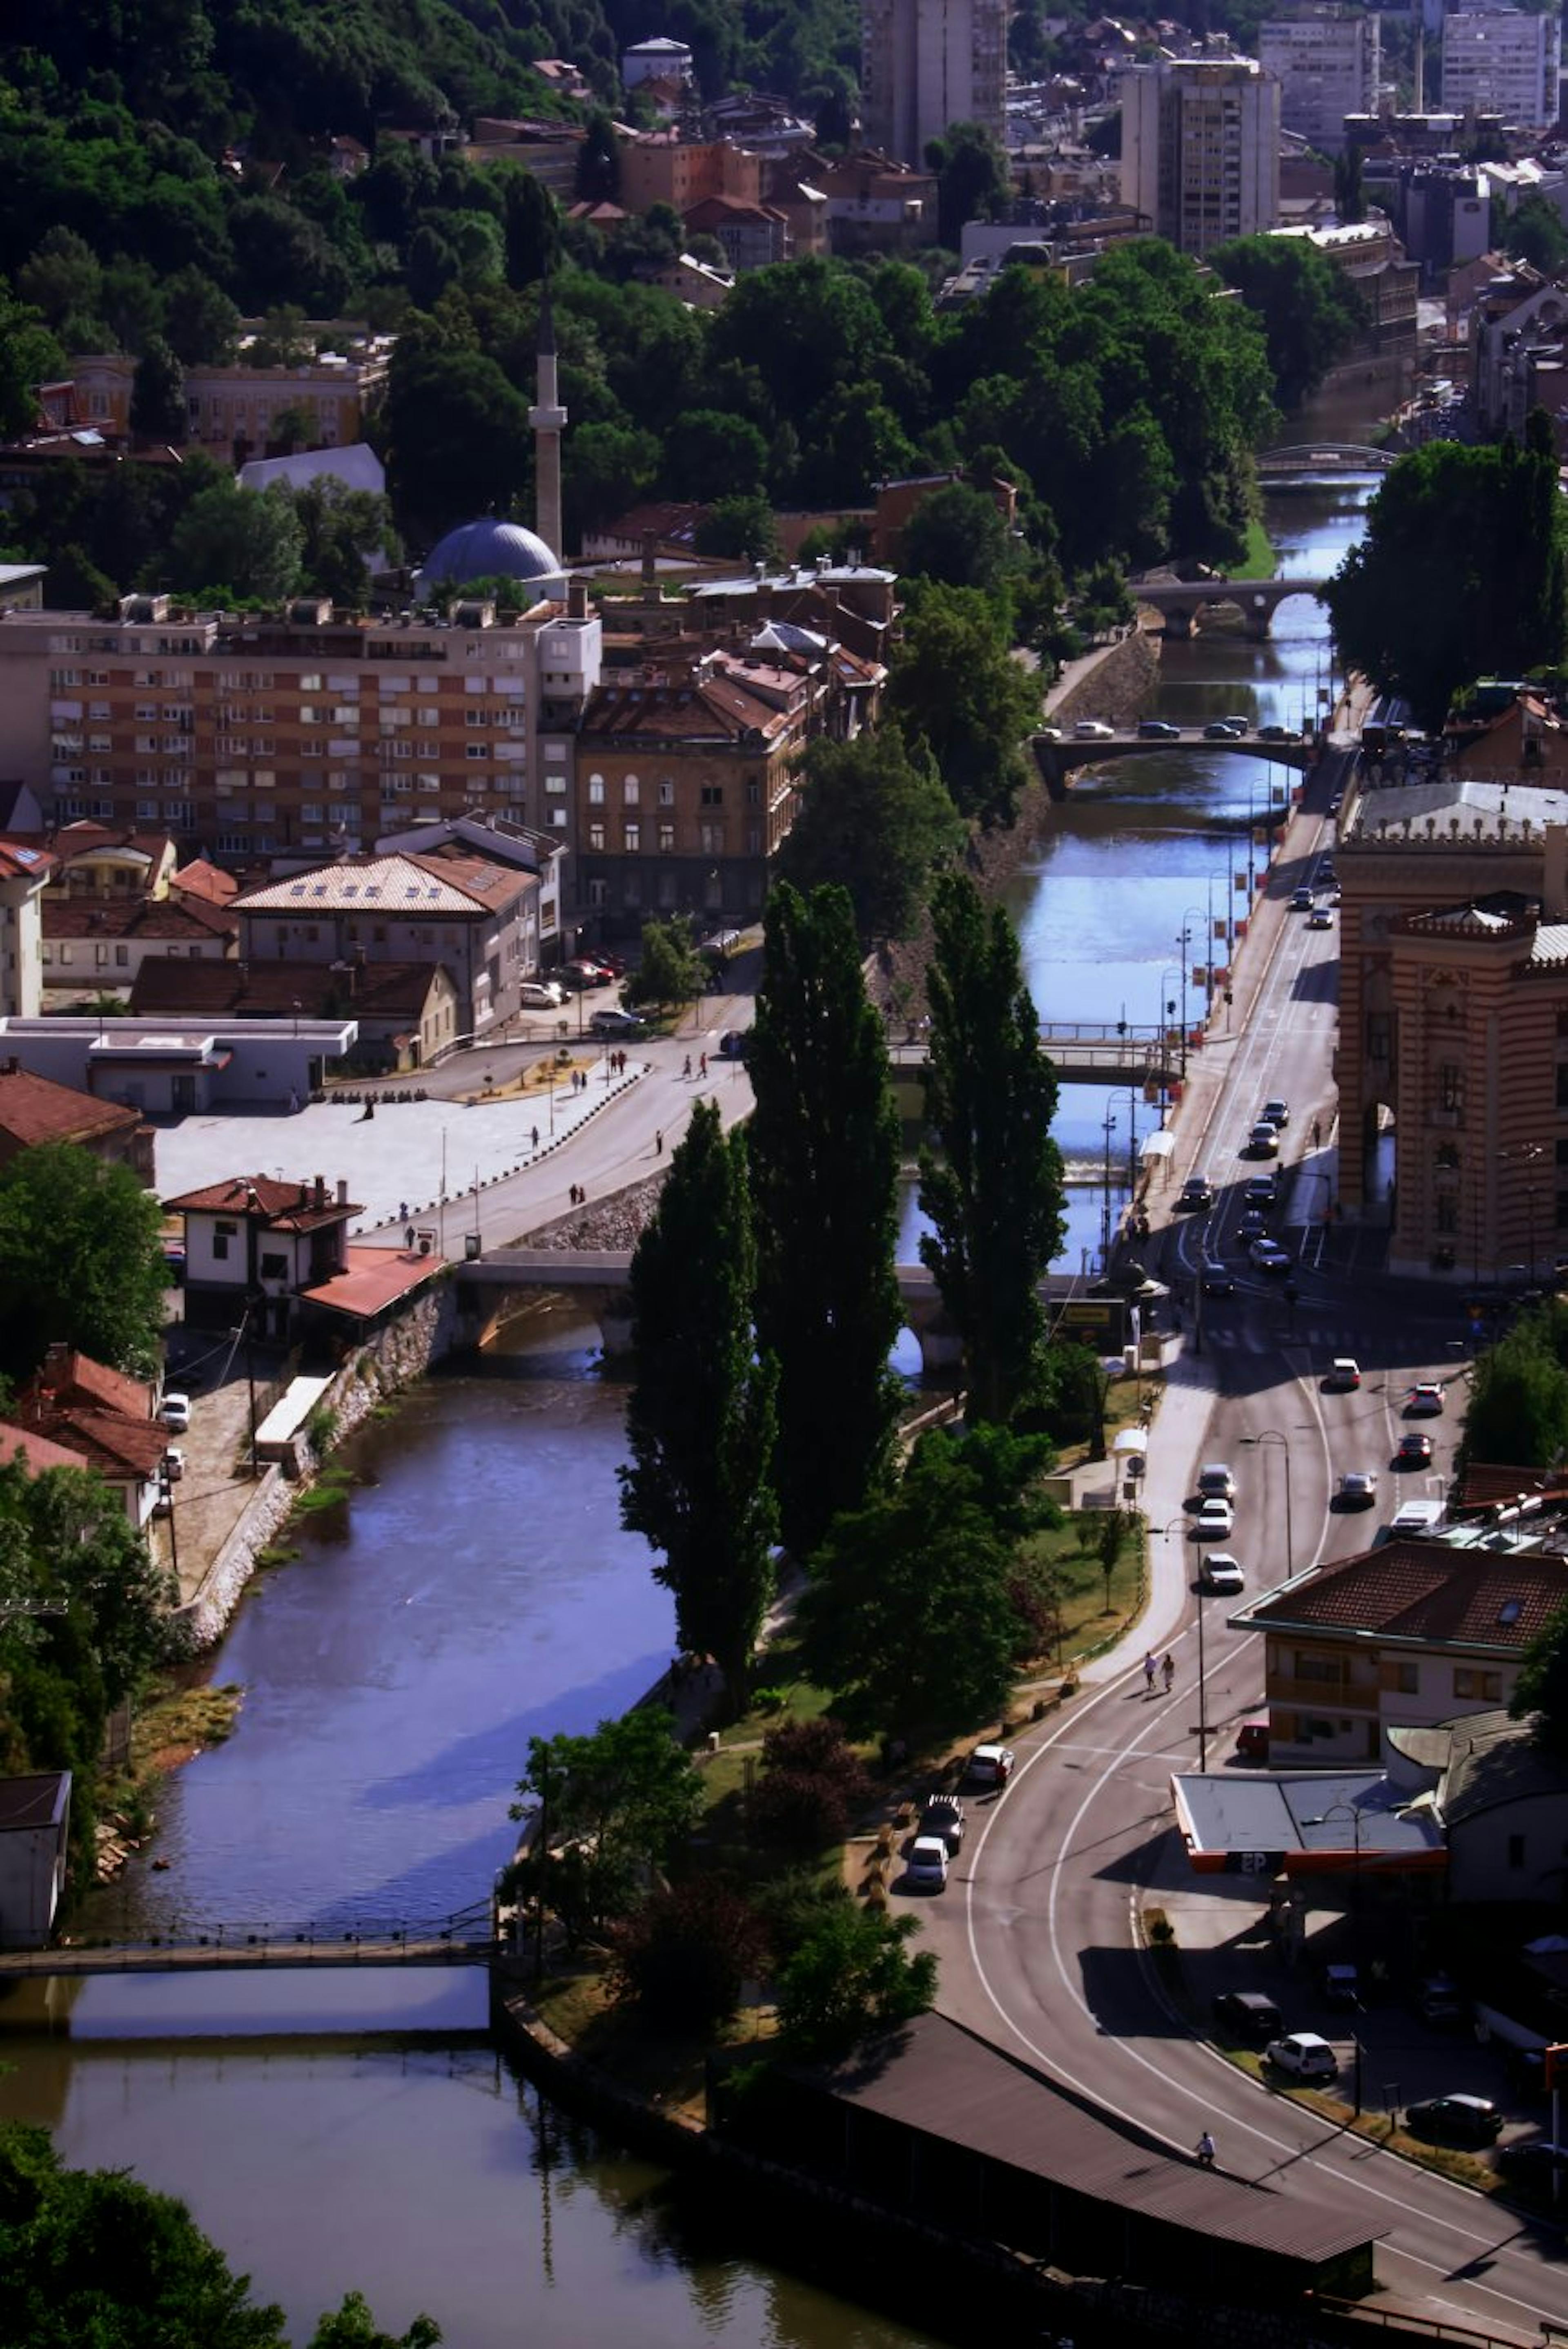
[885,583,1040,828]
[0,1143,167,1381]
[129,338,187,444]
[507,1708,702,1944]
[775,723,962,945]
[775,1902,937,2060]
[926,120,1011,246]
[919,872,1066,1422]
[164,480,305,603]
[1457,1309,1568,1476]
[623,913,705,1013]
[1512,1597,1568,1753]
[748,883,903,1558]
[798,1429,1033,1738]
[620,1100,778,1713]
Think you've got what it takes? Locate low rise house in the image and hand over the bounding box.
[12,1347,172,1530]
[1391,1709,1568,1902]
[129,953,459,1072]
[0,1056,152,1179]
[41,892,236,1006]
[163,1172,362,1338]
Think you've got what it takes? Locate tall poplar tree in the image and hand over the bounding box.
[619,1100,777,1714]
[919,872,1065,1423]
[748,882,902,1559]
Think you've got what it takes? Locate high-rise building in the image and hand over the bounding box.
[1120,58,1282,256]
[862,0,1007,170]
[1443,9,1561,130]
[1258,9,1381,152]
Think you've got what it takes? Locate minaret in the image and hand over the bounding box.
[529,280,567,560]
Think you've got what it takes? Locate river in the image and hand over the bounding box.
[0,413,1378,2347]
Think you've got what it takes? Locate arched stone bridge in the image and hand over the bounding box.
[1127,576,1331,639]
[1033,726,1317,797]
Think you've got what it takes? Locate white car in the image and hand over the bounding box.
[1073,718,1114,739]
[160,1392,191,1433]
[520,980,564,1010]
[1406,1383,1445,1416]
[162,1447,185,1483]
[1193,1496,1234,1539]
[1267,2031,1338,2080]
[1337,1470,1379,1507]
[905,1835,950,1890]
[966,1743,1015,1787]
[1202,1553,1244,1593]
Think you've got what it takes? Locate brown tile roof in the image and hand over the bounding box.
[25,1349,151,1423]
[0,1421,89,1476]
[172,858,239,906]
[129,957,444,1021]
[162,1173,362,1229]
[579,673,792,746]
[299,1243,446,1320]
[24,1403,169,1479]
[1243,1540,1568,1653]
[0,1064,143,1150]
[1455,1462,1568,1511]
[0,840,53,884]
[42,896,235,942]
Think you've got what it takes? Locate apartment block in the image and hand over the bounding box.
[71,346,390,459]
[862,0,1007,169]
[0,592,602,868]
[1443,9,1561,129]
[1120,57,1281,255]
[1258,9,1379,152]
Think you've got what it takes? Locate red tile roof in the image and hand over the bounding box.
[1245,1540,1568,1652]
[0,1421,89,1476]
[42,896,235,942]
[129,957,443,1021]
[162,1173,362,1229]
[26,1349,151,1423]
[26,1404,169,1479]
[299,1244,445,1320]
[172,858,239,906]
[0,1064,143,1151]
[580,672,792,746]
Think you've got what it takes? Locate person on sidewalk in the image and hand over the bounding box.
[1162,1653,1174,1694]
[1143,1651,1157,1697]
[1196,2131,1216,2168]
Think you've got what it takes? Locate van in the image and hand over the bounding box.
[1389,1497,1445,1536]
[1198,1463,1236,1501]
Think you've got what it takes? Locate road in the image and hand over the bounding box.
[910,738,1568,2344]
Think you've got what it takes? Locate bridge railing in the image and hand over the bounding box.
[5,1901,499,1973]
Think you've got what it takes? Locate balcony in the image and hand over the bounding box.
[1265,1671,1378,1711]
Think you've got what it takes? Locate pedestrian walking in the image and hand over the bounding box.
[1143,1651,1157,1697]
[683,1053,692,1079]
[699,1051,707,1078]
[530,1125,539,1150]
[1162,1653,1174,1694]
[655,1129,664,1156]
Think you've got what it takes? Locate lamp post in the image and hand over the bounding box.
[1240,1428,1295,1580]
[1100,1108,1117,1263]
[1175,922,1193,1078]
[1303,1797,1366,2115]
[1162,1516,1210,1768]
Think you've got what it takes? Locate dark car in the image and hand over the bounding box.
[1405,2094,1503,2146]
[1259,722,1302,743]
[1239,1209,1269,1242]
[1201,1257,1235,1296]
[718,1030,751,1060]
[1212,1989,1282,2043]
[1176,1176,1214,1211]
[1498,2137,1568,2186]
[560,960,613,991]
[920,1794,966,1852]
[1396,1432,1434,1467]
[1243,1175,1279,1208]
[1138,719,1181,739]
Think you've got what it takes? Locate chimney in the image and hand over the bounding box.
[337,1178,349,1207]
[568,578,588,620]
[314,1174,327,1210]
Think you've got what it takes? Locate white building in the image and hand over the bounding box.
[861,0,1007,169]
[1443,9,1561,130]
[0,841,53,1018]
[1258,9,1380,153]
[1120,57,1282,255]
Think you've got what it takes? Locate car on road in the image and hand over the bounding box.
[1325,1357,1361,1391]
[1405,2094,1503,2146]
[1250,1238,1291,1273]
[1336,1470,1379,1507]
[966,1743,1014,1788]
[1290,884,1315,911]
[921,1794,966,1852]
[1259,723,1303,743]
[1074,719,1114,739]
[520,980,564,1009]
[588,1007,645,1040]
[1322,1963,1360,2010]
[1267,2031,1337,2079]
[1193,1496,1234,1539]
[1243,1176,1280,1209]
[1205,719,1246,738]
[1307,906,1335,930]
[1416,1975,1465,2026]
[1317,859,1337,884]
[1395,1432,1434,1467]
[1177,1175,1214,1211]
[1198,1463,1237,1500]
[718,1030,751,1060]
[559,959,614,991]
[160,1391,191,1433]
[1235,1716,1270,1761]
[1213,1989,1281,2041]
[1497,2137,1568,2186]
[1202,1553,1245,1593]
[1239,1209,1269,1242]
[904,1835,949,1891]
[1406,1383,1445,1415]
[1261,1098,1290,1130]
[1138,719,1181,739]
[1247,1121,1280,1157]
[1201,1257,1235,1296]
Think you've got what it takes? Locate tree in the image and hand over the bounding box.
[0,1144,167,1380]
[926,120,1011,247]
[288,478,399,607]
[798,1428,1038,1737]
[160,265,239,365]
[607,1876,771,2031]
[748,884,903,1559]
[1210,235,1363,411]
[776,723,961,945]
[129,339,188,444]
[269,404,315,454]
[165,481,304,603]
[1457,1312,1568,1475]
[1325,433,1568,728]
[665,409,769,503]
[747,1715,871,1852]
[575,112,621,204]
[900,480,1013,593]
[16,227,105,344]
[1503,192,1568,276]
[692,495,783,567]
[919,872,1066,1422]
[383,347,534,539]
[885,583,1040,828]
[506,1709,703,1943]
[1511,1597,1568,1753]
[775,1902,937,2060]
[623,913,705,1013]
[0,293,66,441]
[620,1100,778,1713]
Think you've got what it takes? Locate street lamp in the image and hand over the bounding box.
[1302,1797,1366,2115]
[1240,1428,1295,1580]
[1162,1516,1211,1768]
[1100,1108,1117,1262]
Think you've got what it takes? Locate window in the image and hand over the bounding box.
[1368,1013,1390,1062]
[1436,1192,1458,1234]
[465,709,488,727]
[212,1220,236,1262]
[658,821,675,852]
[259,1251,288,1280]
[545,774,566,796]
[588,821,606,851]
[699,822,723,857]
[417,707,440,727]
[1452,1667,1502,1700]
[623,776,639,805]
[1390,1660,1418,1694]
[1435,1142,1460,1171]
[465,744,488,761]
[624,821,640,852]
[746,779,761,805]
[1439,1063,1464,1113]
[700,784,724,807]
[588,774,606,804]
[658,779,674,807]
[1292,1653,1343,1685]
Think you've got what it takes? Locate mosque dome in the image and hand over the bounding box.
[419,518,562,594]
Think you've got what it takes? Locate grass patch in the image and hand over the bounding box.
[293,1468,356,1514]
[255,1543,298,1569]
[1241,517,1276,576]
[98,1678,244,1825]
[1017,1509,1146,1666]
[530,1964,772,2117]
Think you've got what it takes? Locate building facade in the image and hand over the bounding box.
[1443,9,1561,129]
[71,346,390,459]
[1120,58,1281,254]
[0,841,53,1018]
[1258,9,1380,152]
[862,0,1007,169]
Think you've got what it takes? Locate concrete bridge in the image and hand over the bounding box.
[889,1025,1183,1088]
[1126,576,1330,639]
[1033,727,1316,796]
[1256,442,1397,476]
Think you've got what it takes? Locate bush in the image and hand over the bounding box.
[606,1876,770,2032]
[750,1868,852,1966]
[748,1716,871,1852]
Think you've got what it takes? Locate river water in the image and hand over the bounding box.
[0,433,1376,2347]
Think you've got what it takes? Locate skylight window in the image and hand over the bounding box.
[1499,1599,1523,1625]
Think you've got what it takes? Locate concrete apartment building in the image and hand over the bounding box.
[0,842,53,1018]
[1120,58,1281,255]
[1443,9,1561,129]
[1258,9,1379,152]
[0,590,602,867]
[861,0,1007,170]
[616,134,763,216]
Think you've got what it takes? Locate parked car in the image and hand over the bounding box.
[1416,1974,1465,2026]
[1198,1463,1237,1499]
[1250,1238,1291,1273]
[921,1794,966,1852]
[1307,906,1335,930]
[1261,1098,1290,1130]
[1235,1716,1270,1762]
[1177,1175,1214,1211]
[1290,885,1314,912]
[1497,2137,1568,2185]
[520,980,564,1009]
[1203,1553,1245,1593]
[1336,1470,1379,1507]
[1247,1121,1280,1157]
[1138,719,1181,739]
[1205,719,1246,738]
[589,1007,645,1040]
[1267,2032,1338,2079]
[160,1392,191,1433]
[1405,2094,1503,2146]
[905,1835,950,1891]
[1395,1432,1434,1467]
[1201,1257,1235,1296]
[1193,1496,1234,1539]
[162,1447,185,1483]
[1074,718,1114,739]
[1322,1963,1359,2010]
[560,960,613,991]
[718,1030,751,1060]
[1406,1383,1445,1415]
[966,1743,1014,1788]
[1326,1357,1361,1391]
[1213,1989,1282,2042]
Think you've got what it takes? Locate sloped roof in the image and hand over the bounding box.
[0,1422,90,1477]
[1435,1708,1568,1827]
[162,1173,362,1229]
[42,896,235,943]
[129,957,445,1022]
[29,1403,168,1479]
[1240,1540,1568,1653]
[0,1064,142,1151]
[580,672,791,745]
[234,853,526,919]
[25,1350,151,1423]
[172,858,240,906]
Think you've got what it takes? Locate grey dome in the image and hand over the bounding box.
[420,518,561,592]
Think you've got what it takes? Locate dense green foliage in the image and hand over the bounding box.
[1457,1300,1568,1477]
[774,1898,936,2059]
[507,1709,703,1944]
[746,1714,871,1851]
[620,1099,778,1710]
[606,1874,771,2030]
[747,884,903,1559]
[1210,234,1364,411]
[919,874,1066,1422]
[0,1144,168,1380]
[886,582,1040,828]
[1325,421,1568,728]
[776,723,962,944]
[622,912,706,1011]
[1503,192,1568,276]
[0,2124,438,2348]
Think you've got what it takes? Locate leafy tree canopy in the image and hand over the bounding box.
[886,582,1040,828]
[1210,234,1363,412]
[1457,1303,1568,1477]
[775,1897,937,2060]
[506,1708,702,1941]
[0,1144,167,1381]
[776,722,962,945]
